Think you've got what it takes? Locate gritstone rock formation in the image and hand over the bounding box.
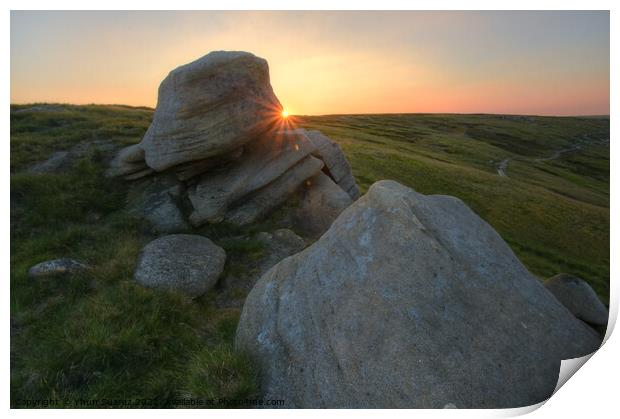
[142,51,282,172]
[235,180,602,408]
[108,51,358,235]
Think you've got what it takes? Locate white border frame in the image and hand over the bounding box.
[3,2,617,418]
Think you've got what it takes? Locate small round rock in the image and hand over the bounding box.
[134,234,226,298]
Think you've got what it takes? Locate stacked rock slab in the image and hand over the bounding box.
[303,129,360,200]
[292,171,353,237]
[108,51,359,232]
[235,180,602,408]
[224,154,324,226]
[188,130,322,226]
[106,144,154,180]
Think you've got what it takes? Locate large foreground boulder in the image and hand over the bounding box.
[141,51,282,171]
[236,180,601,408]
[544,273,608,327]
[134,234,226,298]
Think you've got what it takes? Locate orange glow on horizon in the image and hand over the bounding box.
[10,11,610,116]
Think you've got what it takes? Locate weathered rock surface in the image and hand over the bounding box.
[174,147,244,181]
[106,144,154,180]
[126,174,188,233]
[28,151,72,174]
[544,273,608,327]
[292,171,352,238]
[236,180,602,408]
[134,234,226,298]
[255,229,307,275]
[29,139,118,175]
[304,129,360,200]
[142,51,282,171]
[115,143,145,164]
[222,155,324,226]
[188,131,317,225]
[28,258,90,279]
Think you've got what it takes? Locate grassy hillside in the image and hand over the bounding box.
[298,113,610,302]
[10,105,258,407]
[10,104,609,407]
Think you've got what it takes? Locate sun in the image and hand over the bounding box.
[269,105,297,133]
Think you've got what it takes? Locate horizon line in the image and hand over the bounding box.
[9,102,611,119]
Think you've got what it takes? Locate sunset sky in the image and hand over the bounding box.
[10,11,610,116]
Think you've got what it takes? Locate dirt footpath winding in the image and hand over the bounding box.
[497,158,511,177]
[496,134,609,178]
